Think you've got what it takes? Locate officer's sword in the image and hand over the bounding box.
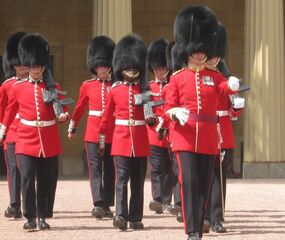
[220,150,225,220]
[217,122,225,220]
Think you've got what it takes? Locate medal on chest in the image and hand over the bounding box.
[201,76,214,86]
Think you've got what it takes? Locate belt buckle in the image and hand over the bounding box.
[36,121,43,127]
[128,119,134,126]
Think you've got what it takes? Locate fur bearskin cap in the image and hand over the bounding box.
[18,33,51,67]
[2,53,15,79]
[147,38,169,74]
[113,34,148,89]
[166,42,186,73]
[212,22,227,59]
[174,5,218,65]
[2,32,27,78]
[87,35,115,74]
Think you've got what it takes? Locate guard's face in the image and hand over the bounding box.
[191,53,206,61]
[189,52,207,65]
[28,65,45,80]
[122,69,139,82]
[96,66,111,80]
[14,65,28,78]
[153,67,169,81]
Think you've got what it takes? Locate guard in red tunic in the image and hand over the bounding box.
[99,34,149,230]
[0,33,69,231]
[203,23,244,233]
[164,6,240,240]
[0,32,28,219]
[68,36,115,218]
[146,38,173,214]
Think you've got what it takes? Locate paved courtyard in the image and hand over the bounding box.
[0,179,284,240]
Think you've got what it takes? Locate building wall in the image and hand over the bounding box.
[132,0,245,175]
[0,0,93,176]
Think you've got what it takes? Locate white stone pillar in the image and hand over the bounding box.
[243,0,285,178]
[92,0,132,42]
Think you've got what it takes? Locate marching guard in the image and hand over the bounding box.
[163,6,240,240]
[68,36,115,219]
[204,23,244,233]
[99,34,150,230]
[0,33,70,230]
[0,32,28,219]
[146,38,173,214]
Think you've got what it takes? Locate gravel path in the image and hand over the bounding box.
[0,179,284,240]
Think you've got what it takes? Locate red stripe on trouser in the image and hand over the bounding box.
[175,152,187,234]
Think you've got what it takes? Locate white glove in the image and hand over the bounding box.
[57,112,69,123]
[233,97,245,109]
[166,107,190,126]
[0,124,6,143]
[228,76,240,91]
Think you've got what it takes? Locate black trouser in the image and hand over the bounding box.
[171,153,181,207]
[16,154,58,219]
[206,148,233,224]
[176,151,214,237]
[150,145,171,203]
[4,143,21,208]
[85,142,115,208]
[114,155,147,222]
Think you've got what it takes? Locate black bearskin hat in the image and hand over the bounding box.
[18,33,51,67]
[87,36,115,74]
[210,22,227,59]
[113,34,148,89]
[147,38,169,74]
[166,42,186,73]
[2,53,15,79]
[166,41,175,73]
[174,5,218,65]
[2,32,27,79]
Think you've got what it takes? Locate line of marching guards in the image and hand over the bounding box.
[0,5,246,240]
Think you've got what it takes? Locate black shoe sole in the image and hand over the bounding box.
[129,223,144,230]
[113,219,127,230]
[23,223,37,230]
[38,225,51,230]
[92,209,105,218]
[149,201,163,214]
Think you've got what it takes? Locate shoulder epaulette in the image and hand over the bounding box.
[3,77,16,84]
[14,78,27,85]
[172,68,186,76]
[83,79,95,84]
[112,81,123,88]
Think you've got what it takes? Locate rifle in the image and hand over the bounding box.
[42,69,74,118]
[134,90,164,125]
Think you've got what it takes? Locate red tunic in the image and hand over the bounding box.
[2,79,68,158]
[165,68,236,155]
[217,93,242,149]
[99,82,150,157]
[146,80,169,148]
[0,77,21,149]
[71,78,114,143]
